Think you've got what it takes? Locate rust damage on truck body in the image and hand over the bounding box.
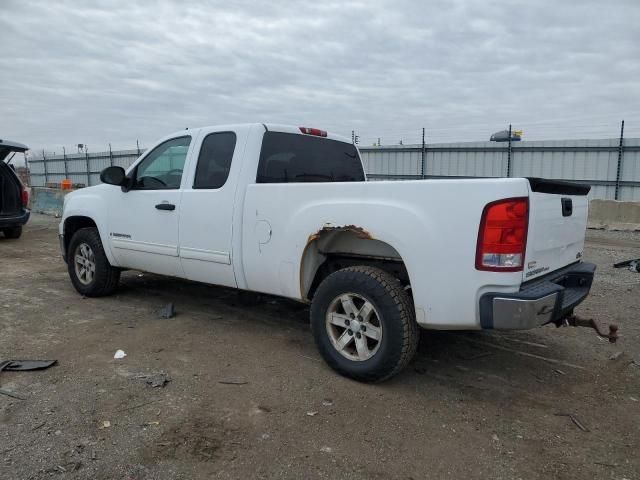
[306,224,373,245]
[301,224,375,300]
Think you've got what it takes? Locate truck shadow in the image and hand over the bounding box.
[116,271,591,401]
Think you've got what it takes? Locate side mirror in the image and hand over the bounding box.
[100,166,126,186]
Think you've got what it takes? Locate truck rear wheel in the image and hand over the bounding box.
[310,266,419,382]
[67,227,120,297]
[2,226,22,239]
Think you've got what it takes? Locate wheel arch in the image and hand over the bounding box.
[300,226,411,302]
[63,216,97,253]
[62,215,117,266]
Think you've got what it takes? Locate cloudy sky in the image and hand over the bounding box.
[1,0,639,155]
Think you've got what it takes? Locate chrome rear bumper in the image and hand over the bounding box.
[479,262,596,330]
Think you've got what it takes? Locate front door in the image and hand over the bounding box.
[108,135,193,277]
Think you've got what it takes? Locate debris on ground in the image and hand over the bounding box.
[0,359,57,399]
[555,413,589,432]
[157,303,176,319]
[0,360,57,372]
[218,379,248,385]
[320,446,333,453]
[0,388,26,400]
[134,372,171,388]
[113,350,127,360]
[322,399,334,407]
[100,421,111,429]
[613,258,640,273]
[609,351,624,360]
[306,411,318,416]
[461,351,494,361]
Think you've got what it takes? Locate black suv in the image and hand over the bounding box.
[0,139,30,239]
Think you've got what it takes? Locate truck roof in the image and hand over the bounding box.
[170,123,353,146]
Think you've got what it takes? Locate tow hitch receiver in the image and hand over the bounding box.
[563,314,619,343]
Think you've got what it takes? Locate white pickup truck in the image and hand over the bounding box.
[59,123,598,381]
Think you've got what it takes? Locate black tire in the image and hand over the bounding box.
[67,227,120,297]
[2,226,22,239]
[310,266,419,382]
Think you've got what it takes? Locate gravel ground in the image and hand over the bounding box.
[1,214,639,480]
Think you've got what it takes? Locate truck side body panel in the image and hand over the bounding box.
[241,178,530,329]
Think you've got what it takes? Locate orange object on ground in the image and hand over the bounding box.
[60,179,72,190]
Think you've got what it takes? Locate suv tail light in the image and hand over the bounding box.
[21,187,29,207]
[476,197,528,271]
[299,127,327,137]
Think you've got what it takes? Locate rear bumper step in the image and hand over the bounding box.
[0,209,30,228]
[479,262,596,330]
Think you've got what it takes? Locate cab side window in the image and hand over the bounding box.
[134,136,191,189]
[193,132,237,189]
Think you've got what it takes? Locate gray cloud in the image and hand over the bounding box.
[1,0,639,154]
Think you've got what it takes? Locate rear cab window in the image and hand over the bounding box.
[193,132,237,189]
[257,132,364,183]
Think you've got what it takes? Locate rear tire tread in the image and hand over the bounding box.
[311,265,419,382]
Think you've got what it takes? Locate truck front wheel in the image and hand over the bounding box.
[310,266,419,382]
[67,227,120,297]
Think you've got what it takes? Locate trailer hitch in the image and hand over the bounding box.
[563,314,618,343]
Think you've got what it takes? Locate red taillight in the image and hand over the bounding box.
[299,127,327,137]
[21,188,29,208]
[476,197,528,271]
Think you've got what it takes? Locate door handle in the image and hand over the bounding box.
[155,203,176,211]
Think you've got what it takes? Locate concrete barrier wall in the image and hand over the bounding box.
[588,200,640,231]
[29,187,71,217]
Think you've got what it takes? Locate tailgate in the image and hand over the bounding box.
[523,178,590,281]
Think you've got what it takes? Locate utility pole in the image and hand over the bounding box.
[351,130,355,144]
[109,143,113,166]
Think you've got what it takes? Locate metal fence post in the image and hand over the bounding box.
[506,124,512,177]
[85,149,91,186]
[63,146,68,179]
[42,150,48,186]
[614,120,625,200]
[421,127,426,179]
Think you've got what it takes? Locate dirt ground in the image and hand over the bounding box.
[1,214,639,480]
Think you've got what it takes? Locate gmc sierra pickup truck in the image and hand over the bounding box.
[59,124,597,381]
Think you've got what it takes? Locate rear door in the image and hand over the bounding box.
[523,179,590,281]
[178,126,248,288]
